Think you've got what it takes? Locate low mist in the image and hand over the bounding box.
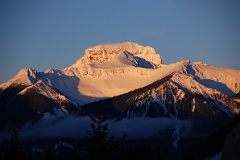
[0,115,192,141]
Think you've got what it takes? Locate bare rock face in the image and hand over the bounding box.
[74,42,162,66]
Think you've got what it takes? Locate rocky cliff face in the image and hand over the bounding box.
[71,42,162,67]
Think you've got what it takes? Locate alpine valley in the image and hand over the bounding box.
[1,42,240,159]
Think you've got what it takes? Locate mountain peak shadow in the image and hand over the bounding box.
[123,51,157,69]
[43,71,99,105]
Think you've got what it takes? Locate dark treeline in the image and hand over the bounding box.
[1,116,240,160]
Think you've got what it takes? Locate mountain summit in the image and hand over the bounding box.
[69,42,162,69]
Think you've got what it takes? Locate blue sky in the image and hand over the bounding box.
[1,0,240,82]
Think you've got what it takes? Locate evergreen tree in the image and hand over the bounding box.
[86,116,119,160]
[44,146,53,160]
[3,128,25,160]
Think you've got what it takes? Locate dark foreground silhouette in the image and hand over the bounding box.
[1,116,240,160]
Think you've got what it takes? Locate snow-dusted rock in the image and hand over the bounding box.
[71,42,162,68]
[0,68,38,90]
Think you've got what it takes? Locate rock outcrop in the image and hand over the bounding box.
[72,42,162,67]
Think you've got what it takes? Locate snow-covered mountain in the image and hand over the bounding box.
[80,70,238,120]
[0,42,240,129]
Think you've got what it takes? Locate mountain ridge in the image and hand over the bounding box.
[1,42,240,107]
[1,42,240,117]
